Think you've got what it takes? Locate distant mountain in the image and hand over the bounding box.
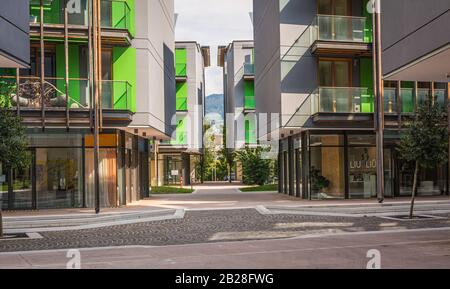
[205,94,224,119]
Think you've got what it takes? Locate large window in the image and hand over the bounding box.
[36,148,84,209]
[310,135,345,199]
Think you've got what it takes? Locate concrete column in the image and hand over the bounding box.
[301,132,309,200]
[283,151,288,195]
[182,153,191,186]
[295,148,301,198]
[278,140,283,193]
[288,136,294,196]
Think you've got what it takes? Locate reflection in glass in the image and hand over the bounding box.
[310,146,345,199]
[36,148,83,209]
[85,148,117,207]
[348,147,377,199]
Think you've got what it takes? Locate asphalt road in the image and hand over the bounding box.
[1,226,449,269]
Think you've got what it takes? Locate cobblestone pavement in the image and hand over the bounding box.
[1,209,450,253]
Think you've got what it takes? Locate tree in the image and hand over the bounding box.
[235,146,274,186]
[218,126,234,182]
[0,80,31,237]
[397,97,448,219]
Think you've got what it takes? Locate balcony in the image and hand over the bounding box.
[243,63,254,80]
[312,87,373,114]
[29,0,133,45]
[101,80,132,110]
[282,14,372,63]
[285,87,374,129]
[1,75,132,127]
[384,88,397,114]
[175,63,187,81]
[311,15,371,56]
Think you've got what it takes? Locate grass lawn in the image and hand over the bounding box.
[150,186,194,194]
[239,184,278,192]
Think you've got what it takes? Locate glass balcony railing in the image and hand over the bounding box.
[401,88,414,113]
[384,88,397,114]
[314,15,366,43]
[101,80,132,110]
[243,63,255,76]
[29,0,131,31]
[435,89,446,108]
[176,63,187,78]
[312,87,373,114]
[417,88,431,106]
[101,0,131,30]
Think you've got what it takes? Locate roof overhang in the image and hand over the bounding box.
[383,43,450,82]
[217,46,227,67]
[201,46,211,67]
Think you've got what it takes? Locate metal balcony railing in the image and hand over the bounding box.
[0,76,89,109]
[1,76,132,111]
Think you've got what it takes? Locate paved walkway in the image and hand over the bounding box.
[1,182,449,233]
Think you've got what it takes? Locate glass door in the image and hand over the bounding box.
[318,59,352,112]
[318,0,351,40]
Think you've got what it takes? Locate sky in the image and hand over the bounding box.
[175,0,253,96]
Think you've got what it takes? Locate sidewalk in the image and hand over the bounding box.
[2,183,449,233]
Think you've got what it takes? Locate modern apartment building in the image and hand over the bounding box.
[219,41,257,150]
[0,0,176,210]
[253,0,449,200]
[0,0,30,68]
[154,41,209,186]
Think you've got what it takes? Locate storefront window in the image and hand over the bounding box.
[85,148,117,207]
[36,148,84,209]
[348,147,377,198]
[398,161,446,197]
[164,155,182,185]
[310,146,345,199]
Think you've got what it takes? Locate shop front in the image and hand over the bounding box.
[279,131,448,200]
[0,129,150,210]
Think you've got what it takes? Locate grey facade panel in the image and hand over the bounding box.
[0,0,30,67]
[254,0,281,119]
[132,0,175,137]
[381,0,450,75]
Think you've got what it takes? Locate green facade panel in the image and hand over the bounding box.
[113,47,136,111]
[401,81,415,113]
[363,0,373,43]
[175,48,187,77]
[172,115,187,145]
[360,58,374,113]
[244,115,256,144]
[56,44,80,107]
[176,82,188,111]
[244,80,255,109]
